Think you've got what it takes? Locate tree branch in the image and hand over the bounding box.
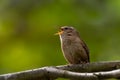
[57,61,120,72]
[0,61,120,80]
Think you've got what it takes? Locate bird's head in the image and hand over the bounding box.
[55,26,79,38]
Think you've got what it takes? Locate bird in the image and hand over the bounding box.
[56,26,90,64]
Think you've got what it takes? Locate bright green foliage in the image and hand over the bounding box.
[0,0,120,75]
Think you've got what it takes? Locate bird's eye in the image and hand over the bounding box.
[64,27,68,30]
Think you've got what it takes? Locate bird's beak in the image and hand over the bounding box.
[55,30,63,35]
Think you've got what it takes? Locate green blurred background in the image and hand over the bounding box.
[0,0,120,75]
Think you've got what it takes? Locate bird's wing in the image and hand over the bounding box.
[80,40,90,62]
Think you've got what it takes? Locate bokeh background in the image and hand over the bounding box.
[0,0,120,77]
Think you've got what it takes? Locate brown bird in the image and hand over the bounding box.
[56,26,90,64]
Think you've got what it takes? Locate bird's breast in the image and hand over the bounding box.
[61,40,75,63]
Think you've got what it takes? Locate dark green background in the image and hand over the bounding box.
[0,0,120,77]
